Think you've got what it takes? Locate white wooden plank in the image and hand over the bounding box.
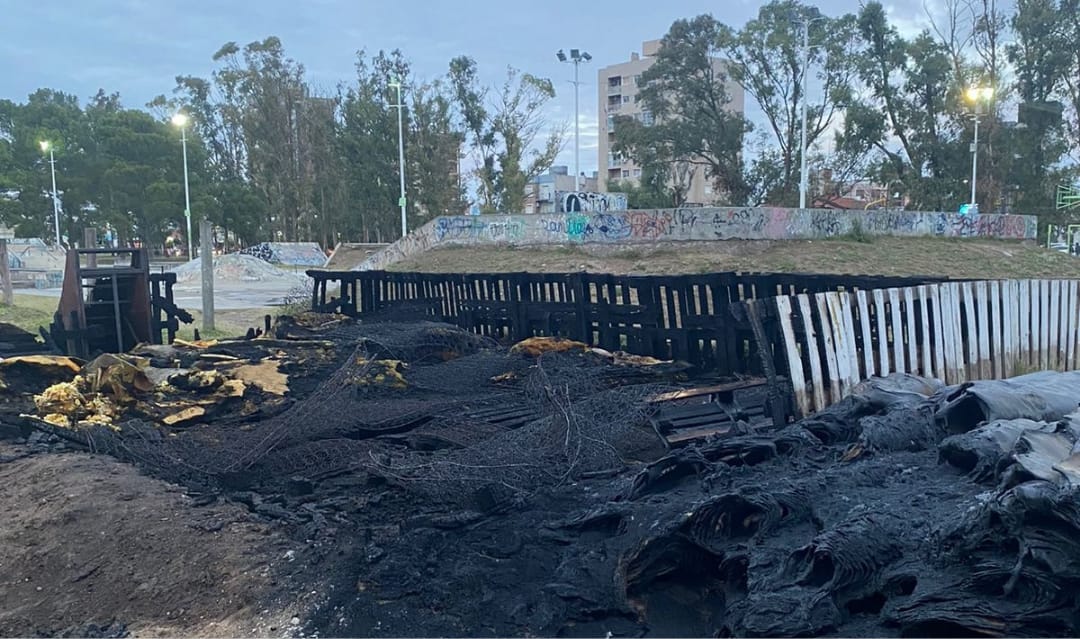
[825,292,853,396]
[816,293,842,404]
[797,294,826,413]
[856,290,875,379]
[776,296,809,417]
[888,288,905,374]
[1049,279,1061,370]
[944,284,966,383]
[975,281,991,380]
[1069,281,1080,371]
[903,287,918,376]
[1039,280,1050,370]
[839,292,861,385]
[918,285,934,379]
[1001,280,1014,378]
[873,288,890,375]
[954,282,972,379]
[1019,280,1032,371]
[930,284,947,382]
[962,282,979,379]
[1057,280,1069,368]
[989,280,1002,379]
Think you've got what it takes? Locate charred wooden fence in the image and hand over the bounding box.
[306,270,946,378]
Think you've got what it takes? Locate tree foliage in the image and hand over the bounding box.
[449,57,564,213]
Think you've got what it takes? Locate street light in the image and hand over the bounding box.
[557,48,592,193]
[797,16,828,209]
[965,86,994,209]
[39,140,61,245]
[171,112,194,259]
[389,78,407,238]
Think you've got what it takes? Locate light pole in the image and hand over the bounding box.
[38,141,61,245]
[798,16,827,210]
[557,48,592,193]
[965,86,994,209]
[389,78,407,238]
[171,112,194,259]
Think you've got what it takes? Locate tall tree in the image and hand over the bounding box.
[621,15,751,204]
[728,1,857,204]
[449,57,564,213]
[1006,0,1072,212]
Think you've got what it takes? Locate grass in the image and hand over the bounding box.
[0,294,56,335]
[0,293,271,342]
[389,237,1080,280]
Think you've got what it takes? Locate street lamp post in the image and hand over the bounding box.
[966,86,994,209]
[38,141,61,245]
[798,17,827,210]
[389,78,407,238]
[171,112,194,259]
[557,48,592,193]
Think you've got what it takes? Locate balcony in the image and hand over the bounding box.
[607,156,621,169]
[607,84,622,95]
[606,103,621,113]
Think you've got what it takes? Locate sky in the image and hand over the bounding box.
[1,0,954,176]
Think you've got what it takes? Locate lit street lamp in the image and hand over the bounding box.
[171,112,194,259]
[965,86,994,210]
[38,140,61,245]
[557,48,592,193]
[389,78,407,238]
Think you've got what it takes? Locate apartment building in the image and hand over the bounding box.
[523,166,599,214]
[596,39,745,204]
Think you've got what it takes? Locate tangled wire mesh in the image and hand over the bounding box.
[362,352,668,502]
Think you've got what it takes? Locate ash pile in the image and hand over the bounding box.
[4,315,1080,637]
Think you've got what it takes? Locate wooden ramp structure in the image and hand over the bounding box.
[773,279,1080,417]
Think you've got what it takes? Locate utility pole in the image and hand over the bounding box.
[172,113,194,259]
[557,48,592,192]
[966,86,994,209]
[200,218,215,332]
[39,141,61,245]
[390,78,407,238]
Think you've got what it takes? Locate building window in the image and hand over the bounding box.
[634,74,642,86]
[622,95,632,103]
[633,168,642,177]
[606,114,615,131]
[608,76,621,87]
[622,170,630,178]
[641,110,654,126]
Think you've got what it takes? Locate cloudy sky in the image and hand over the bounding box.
[2,0,953,175]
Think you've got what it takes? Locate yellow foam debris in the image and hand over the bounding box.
[353,358,408,390]
[510,336,589,357]
[33,378,119,430]
[0,355,81,373]
[218,359,289,396]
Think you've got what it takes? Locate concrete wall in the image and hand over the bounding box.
[357,208,1039,271]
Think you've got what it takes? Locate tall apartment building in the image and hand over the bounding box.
[596,39,745,204]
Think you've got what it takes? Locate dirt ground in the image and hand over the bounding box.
[389,237,1080,279]
[0,442,308,638]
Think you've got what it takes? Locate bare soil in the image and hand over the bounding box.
[0,443,303,637]
[390,238,1080,279]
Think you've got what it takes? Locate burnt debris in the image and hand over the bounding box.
[3,316,1080,637]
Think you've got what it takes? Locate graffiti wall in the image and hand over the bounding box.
[556,191,628,213]
[358,208,1039,270]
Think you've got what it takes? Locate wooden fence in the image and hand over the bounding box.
[306,270,946,377]
[773,279,1080,417]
